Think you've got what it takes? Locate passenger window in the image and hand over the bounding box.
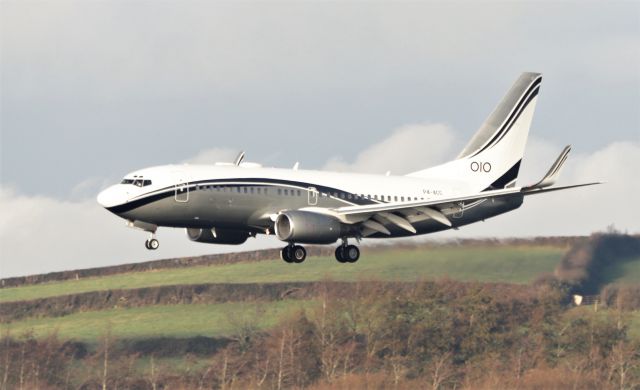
[297,190,301,196]
[401,196,405,201]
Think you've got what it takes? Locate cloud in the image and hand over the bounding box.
[323,123,457,174]
[1,133,638,278]
[69,177,115,201]
[321,123,640,237]
[182,148,240,165]
[0,187,280,278]
[442,139,640,238]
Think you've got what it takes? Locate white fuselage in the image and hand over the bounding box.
[97,163,521,240]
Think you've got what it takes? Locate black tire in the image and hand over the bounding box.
[149,239,160,250]
[144,240,151,250]
[280,246,294,263]
[335,246,346,263]
[292,245,306,263]
[345,245,359,263]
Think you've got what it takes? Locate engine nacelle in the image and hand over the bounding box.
[274,210,344,244]
[186,228,249,245]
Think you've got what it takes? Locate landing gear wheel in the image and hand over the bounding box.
[148,238,159,250]
[292,245,306,263]
[345,245,359,263]
[145,240,151,250]
[280,245,294,263]
[335,246,347,263]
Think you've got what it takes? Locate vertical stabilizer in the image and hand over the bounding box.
[408,72,542,192]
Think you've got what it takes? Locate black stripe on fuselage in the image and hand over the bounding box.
[106,177,383,214]
[483,160,522,191]
[470,77,541,158]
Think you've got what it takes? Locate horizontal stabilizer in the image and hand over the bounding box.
[522,181,602,195]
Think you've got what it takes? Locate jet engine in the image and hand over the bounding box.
[274,210,345,244]
[186,228,249,245]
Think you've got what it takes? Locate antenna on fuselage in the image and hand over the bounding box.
[234,151,245,166]
[293,162,299,170]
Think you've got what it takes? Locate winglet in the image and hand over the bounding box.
[234,151,246,166]
[524,145,571,190]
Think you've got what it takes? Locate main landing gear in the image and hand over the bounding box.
[335,242,360,263]
[280,244,307,263]
[145,234,159,250]
[279,240,360,264]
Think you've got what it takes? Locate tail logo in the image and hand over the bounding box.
[470,161,492,173]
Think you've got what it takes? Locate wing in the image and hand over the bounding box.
[316,182,599,237]
[315,147,601,236]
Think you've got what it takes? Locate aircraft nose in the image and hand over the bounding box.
[97,185,128,208]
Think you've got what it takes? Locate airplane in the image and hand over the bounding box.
[97,72,599,263]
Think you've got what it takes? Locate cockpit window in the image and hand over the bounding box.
[120,178,152,187]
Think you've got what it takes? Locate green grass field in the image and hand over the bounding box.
[0,300,313,342]
[599,256,640,285]
[0,245,565,303]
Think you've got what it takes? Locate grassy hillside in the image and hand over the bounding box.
[0,245,565,303]
[599,256,640,285]
[1,300,312,342]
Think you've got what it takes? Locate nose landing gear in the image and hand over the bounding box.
[280,244,306,263]
[145,234,159,250]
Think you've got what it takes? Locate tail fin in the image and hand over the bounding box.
[408,72,542,192]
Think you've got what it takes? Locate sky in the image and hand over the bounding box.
[1,1,639,277]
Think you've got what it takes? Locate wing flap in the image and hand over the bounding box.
[378,212,417,233]
[334,187,521,216]
[329,182,600,225]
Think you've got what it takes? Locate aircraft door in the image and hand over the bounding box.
[174,174,189,203]
[307,187,318,206]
